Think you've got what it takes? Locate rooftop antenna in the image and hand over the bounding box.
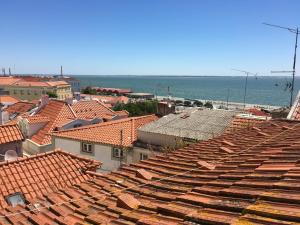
[263,22,299,107]
[231,68,258,109]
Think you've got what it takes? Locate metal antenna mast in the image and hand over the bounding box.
[232,68,257,109]
[263,22,299,107]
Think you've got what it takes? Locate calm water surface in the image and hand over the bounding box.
[74,75,300,106]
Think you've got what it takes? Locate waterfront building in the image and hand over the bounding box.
[51,115,157,172]
[0,77,72,101]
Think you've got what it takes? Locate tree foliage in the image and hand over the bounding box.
[46,92,58,98]
[204,101,213,109]
[113,100,158,116]
[82,86,97,95]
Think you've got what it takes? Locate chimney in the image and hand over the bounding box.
[0,105,9,125]
[60,65,63,77]
[8,68,11,76]
[40,95,49,108]
[65,97,73,105]
[74,92,81,101]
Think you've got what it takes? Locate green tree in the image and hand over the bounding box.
[82,86,97,95]
[204,101,213,109]
[47,92,58,98]
[193,100,203,107]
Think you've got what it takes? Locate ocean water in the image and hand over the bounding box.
[74,75,300,106]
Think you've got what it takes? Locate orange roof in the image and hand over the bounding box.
[29,99,122,145]
[246,108,271,117]
[81,94,129,105]
[226,116,267,132]
[0,95,20,104]
[52,115,158,147]
[71,100,117,120]
[0,124,24,144]
[0,120,300,223]
[30,100,76,145]
[25,115,50,124]
[46,81,69,86]
[115,110,129,117]
[0,77,21,85]
[11,80,69,87]
[5,102,35,115]
[13,81,50,87]
[0,149,100,209]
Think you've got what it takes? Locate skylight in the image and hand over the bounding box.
[5,192,25,207]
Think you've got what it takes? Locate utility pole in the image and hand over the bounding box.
[263,23,299,107]
[232,69,257,109]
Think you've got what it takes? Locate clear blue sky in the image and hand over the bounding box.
[0,0,299,75]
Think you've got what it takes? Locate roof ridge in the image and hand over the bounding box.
[52,115,156,135]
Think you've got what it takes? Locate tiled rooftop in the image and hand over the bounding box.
[71,100,117,120]
[0,77,21,85]
[0,96,19,105]
[1,119,300,224]
[0,124,24,144]
[0,149,100,209]
[30,100,76,145]
[4,102,35,116]
[52,115,158,147]
[12,80,69,87]
[29,99,128,145]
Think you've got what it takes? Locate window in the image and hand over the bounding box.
[27,90,31,95]
[112,147,124,158]
[140,153,148,160]
[5,192,25,207]
[81,142,93,154]
[20,90,24,95]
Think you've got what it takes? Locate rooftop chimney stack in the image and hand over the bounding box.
[8,68,11,76]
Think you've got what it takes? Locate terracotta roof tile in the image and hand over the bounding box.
[0,124,24,144]
[0,96,20,104]
[5,102,35,115]
[0,149,100,209]
[1,120,300,224]
[52,115,158,147]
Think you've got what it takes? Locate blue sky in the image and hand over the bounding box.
[0,0,299,75]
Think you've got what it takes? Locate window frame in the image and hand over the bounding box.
[140,153,148,161]
[81,142,94,155]
[112,147,124,159]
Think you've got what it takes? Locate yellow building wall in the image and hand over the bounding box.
[2,85,72,101]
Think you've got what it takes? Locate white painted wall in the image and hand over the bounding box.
[138,130,183,147]
[54,137,134,172]
[132,146,161,163]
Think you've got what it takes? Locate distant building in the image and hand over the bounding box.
[0,77,72,101]
[51,115,158,172]
[80,94,129,106]
[127,92,155,100]
[0,124,24,160]
[93,87,132,95]
[53,75,80,93]
[0,95,20,107]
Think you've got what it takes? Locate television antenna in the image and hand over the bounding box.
[231,68,258,109]
[263,22,299,107]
